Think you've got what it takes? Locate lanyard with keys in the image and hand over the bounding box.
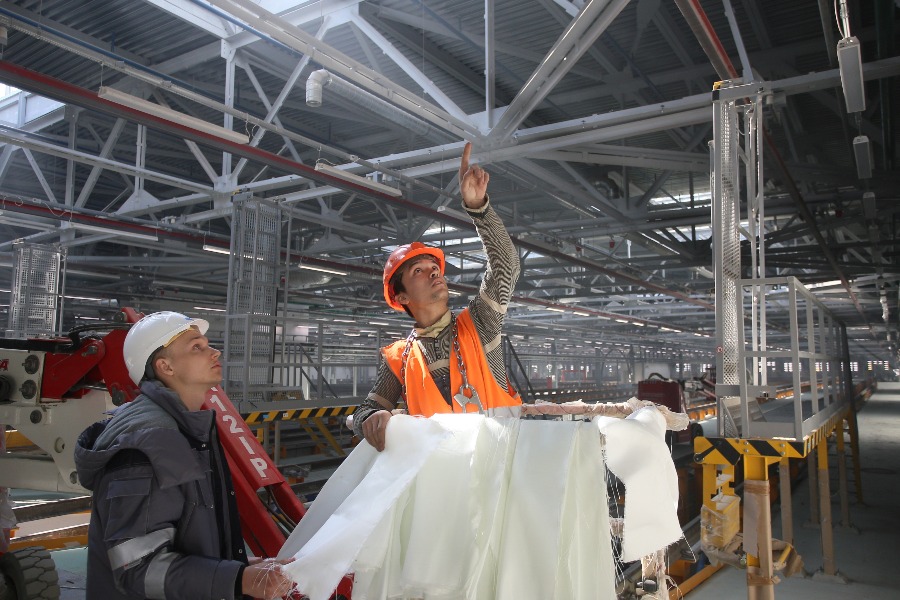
[399,313,484,414]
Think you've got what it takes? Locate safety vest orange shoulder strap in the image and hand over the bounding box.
[382,308,520,418]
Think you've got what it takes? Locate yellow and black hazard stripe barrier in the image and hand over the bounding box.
[694,405,851,465]
[241,405,356,425]
[694,436,807,465]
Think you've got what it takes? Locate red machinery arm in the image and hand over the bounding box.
[204,388,306,556]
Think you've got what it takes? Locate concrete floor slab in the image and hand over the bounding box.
[687,384,900,600]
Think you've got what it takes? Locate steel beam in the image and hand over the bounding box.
[21,148,58,203]
[144,0,233,38]
[0,127,213,195]
[203,0,478,138]
[348,11,468,121]
[485,0,496,127]
[75,118,126,207]
[490,0,632,141]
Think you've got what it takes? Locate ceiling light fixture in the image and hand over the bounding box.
[71,222,158,241]
[193,306,226,312]
[546,307,566,313]
[202,245,263,261]
[64,295,106,302]
[852,135,873,179]
[299,264,348,276]
[314,162,402,197]
[836,37,865,113]
[202,244,230,255]
[151,280,204,290]
[99,86,248,144]
[65,269,120,281]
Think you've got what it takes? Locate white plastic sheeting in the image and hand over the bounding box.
[595,407,682,561]
[279,409,681,600]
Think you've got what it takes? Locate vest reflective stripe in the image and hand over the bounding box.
[383,308,521,417]
[144,551,177,599]
[108,527,175,571]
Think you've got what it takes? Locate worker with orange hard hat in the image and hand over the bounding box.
[352,142,522,451]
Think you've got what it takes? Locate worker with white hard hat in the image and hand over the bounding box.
[75,311,295,600]
[352,142,522,451]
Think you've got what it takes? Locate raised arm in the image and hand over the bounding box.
[460,142,519,385]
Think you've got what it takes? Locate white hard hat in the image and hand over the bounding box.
[123,311,210,385]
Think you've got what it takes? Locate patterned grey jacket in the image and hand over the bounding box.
[353,198,520,436]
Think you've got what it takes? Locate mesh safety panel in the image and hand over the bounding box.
[716,98,744,437]
[223,200,281,407]
[6,243,62,337]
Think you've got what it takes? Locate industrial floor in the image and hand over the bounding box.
[23,382,900,600]
[688,381,900,600]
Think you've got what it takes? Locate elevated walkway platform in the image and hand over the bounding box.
[688,382,900,599]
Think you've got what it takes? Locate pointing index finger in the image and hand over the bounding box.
[459,141,472,181]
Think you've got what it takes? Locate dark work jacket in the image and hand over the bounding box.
[74,380,248,600]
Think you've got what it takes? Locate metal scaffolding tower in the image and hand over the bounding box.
[705,80,857,600]
[711,81,851,441]
[222,198,281,409]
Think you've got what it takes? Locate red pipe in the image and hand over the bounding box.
[0,60,468,229]
[687,0,738,78]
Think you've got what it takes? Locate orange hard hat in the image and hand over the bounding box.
[383,242,445,310]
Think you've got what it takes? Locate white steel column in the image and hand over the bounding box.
[222,43,236,181]
[745,89,766,392]
[712,81,767,437]
[712,81,745,437]
[135,124,147,195]
[65,107,78,206]
[485,0,496,128]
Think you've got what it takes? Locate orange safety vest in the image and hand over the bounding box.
[382,308,521,417]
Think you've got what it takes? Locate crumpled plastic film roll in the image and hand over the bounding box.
[595,406,682,561]
[277,415,450,599]
[280,410,680,600]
